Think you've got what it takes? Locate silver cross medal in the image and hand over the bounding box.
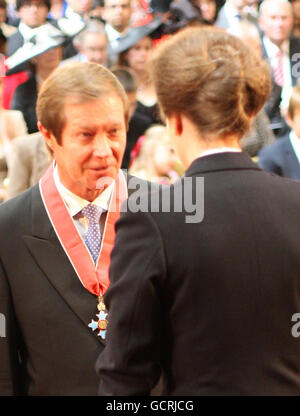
[88,296,108,340]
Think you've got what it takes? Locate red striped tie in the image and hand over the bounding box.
[273,49,284,87]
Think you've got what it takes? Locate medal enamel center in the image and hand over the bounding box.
[88,296,108,340]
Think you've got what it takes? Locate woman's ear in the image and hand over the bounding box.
[167,113,183,137]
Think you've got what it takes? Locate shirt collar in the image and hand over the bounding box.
[263,36,289,58]
[199,147,242,159]
[105,23,129,41]
[53,165,114,217]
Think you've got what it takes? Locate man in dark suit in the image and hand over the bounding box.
[259,0,300,136]
[0,62,135,395]
[60,19,109,67]
[103,0,132,51]
[259,85,300,179]
[97,27,300,396]
[259,132,300,178]
[6,0,52,59]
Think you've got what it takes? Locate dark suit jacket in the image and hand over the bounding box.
[258,133,300,179]
[0,185,106,395]
[11,76,38,134]
[98,152,300,395]
[6,31,28,75]
[0,174,152,395]
[261,37,300,137]
[6,30,23,57]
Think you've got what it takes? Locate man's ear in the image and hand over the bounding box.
[73,37,81,53]
[38,121,55,152]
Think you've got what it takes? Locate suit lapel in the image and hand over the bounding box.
[22,185,104,345]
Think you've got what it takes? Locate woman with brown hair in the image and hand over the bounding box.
[98,27,300,395]
[116,17,163,126]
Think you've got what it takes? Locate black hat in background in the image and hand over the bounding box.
[109,14,164,55]
[150,0,172,13]
[164,0,202,34]
[6,19,85,72]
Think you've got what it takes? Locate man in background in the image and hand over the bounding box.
[61,19,109,65]
[103,0,132,50]
[259,0,300,136]
[259,84,300,179]
[6,0,52,58]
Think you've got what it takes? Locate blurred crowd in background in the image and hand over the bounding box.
[0,0,299,201]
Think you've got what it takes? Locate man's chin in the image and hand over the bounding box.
[95,176,114,192]
[86,168,117,190]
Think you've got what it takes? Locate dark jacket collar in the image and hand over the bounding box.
[185,151,261,177]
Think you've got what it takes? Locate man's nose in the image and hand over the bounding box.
[93,51,104,64]
[93,137,113,157]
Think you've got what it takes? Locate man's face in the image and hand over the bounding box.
[104,0,132,32]
[80,32,108,65]
[18,0,49,28]
[42,94,127,201]
[259,1,293,46]
[67,0,93,15]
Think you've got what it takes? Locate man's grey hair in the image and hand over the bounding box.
[75,19,108,45]
[259,0,292,18]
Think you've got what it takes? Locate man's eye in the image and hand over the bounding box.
[109,129,118,135]
[80,132,93,138]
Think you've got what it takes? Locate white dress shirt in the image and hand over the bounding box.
[262,36,293,113]
[53,166,114,239]
[105,23,129,49]
[222,1,243,27]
